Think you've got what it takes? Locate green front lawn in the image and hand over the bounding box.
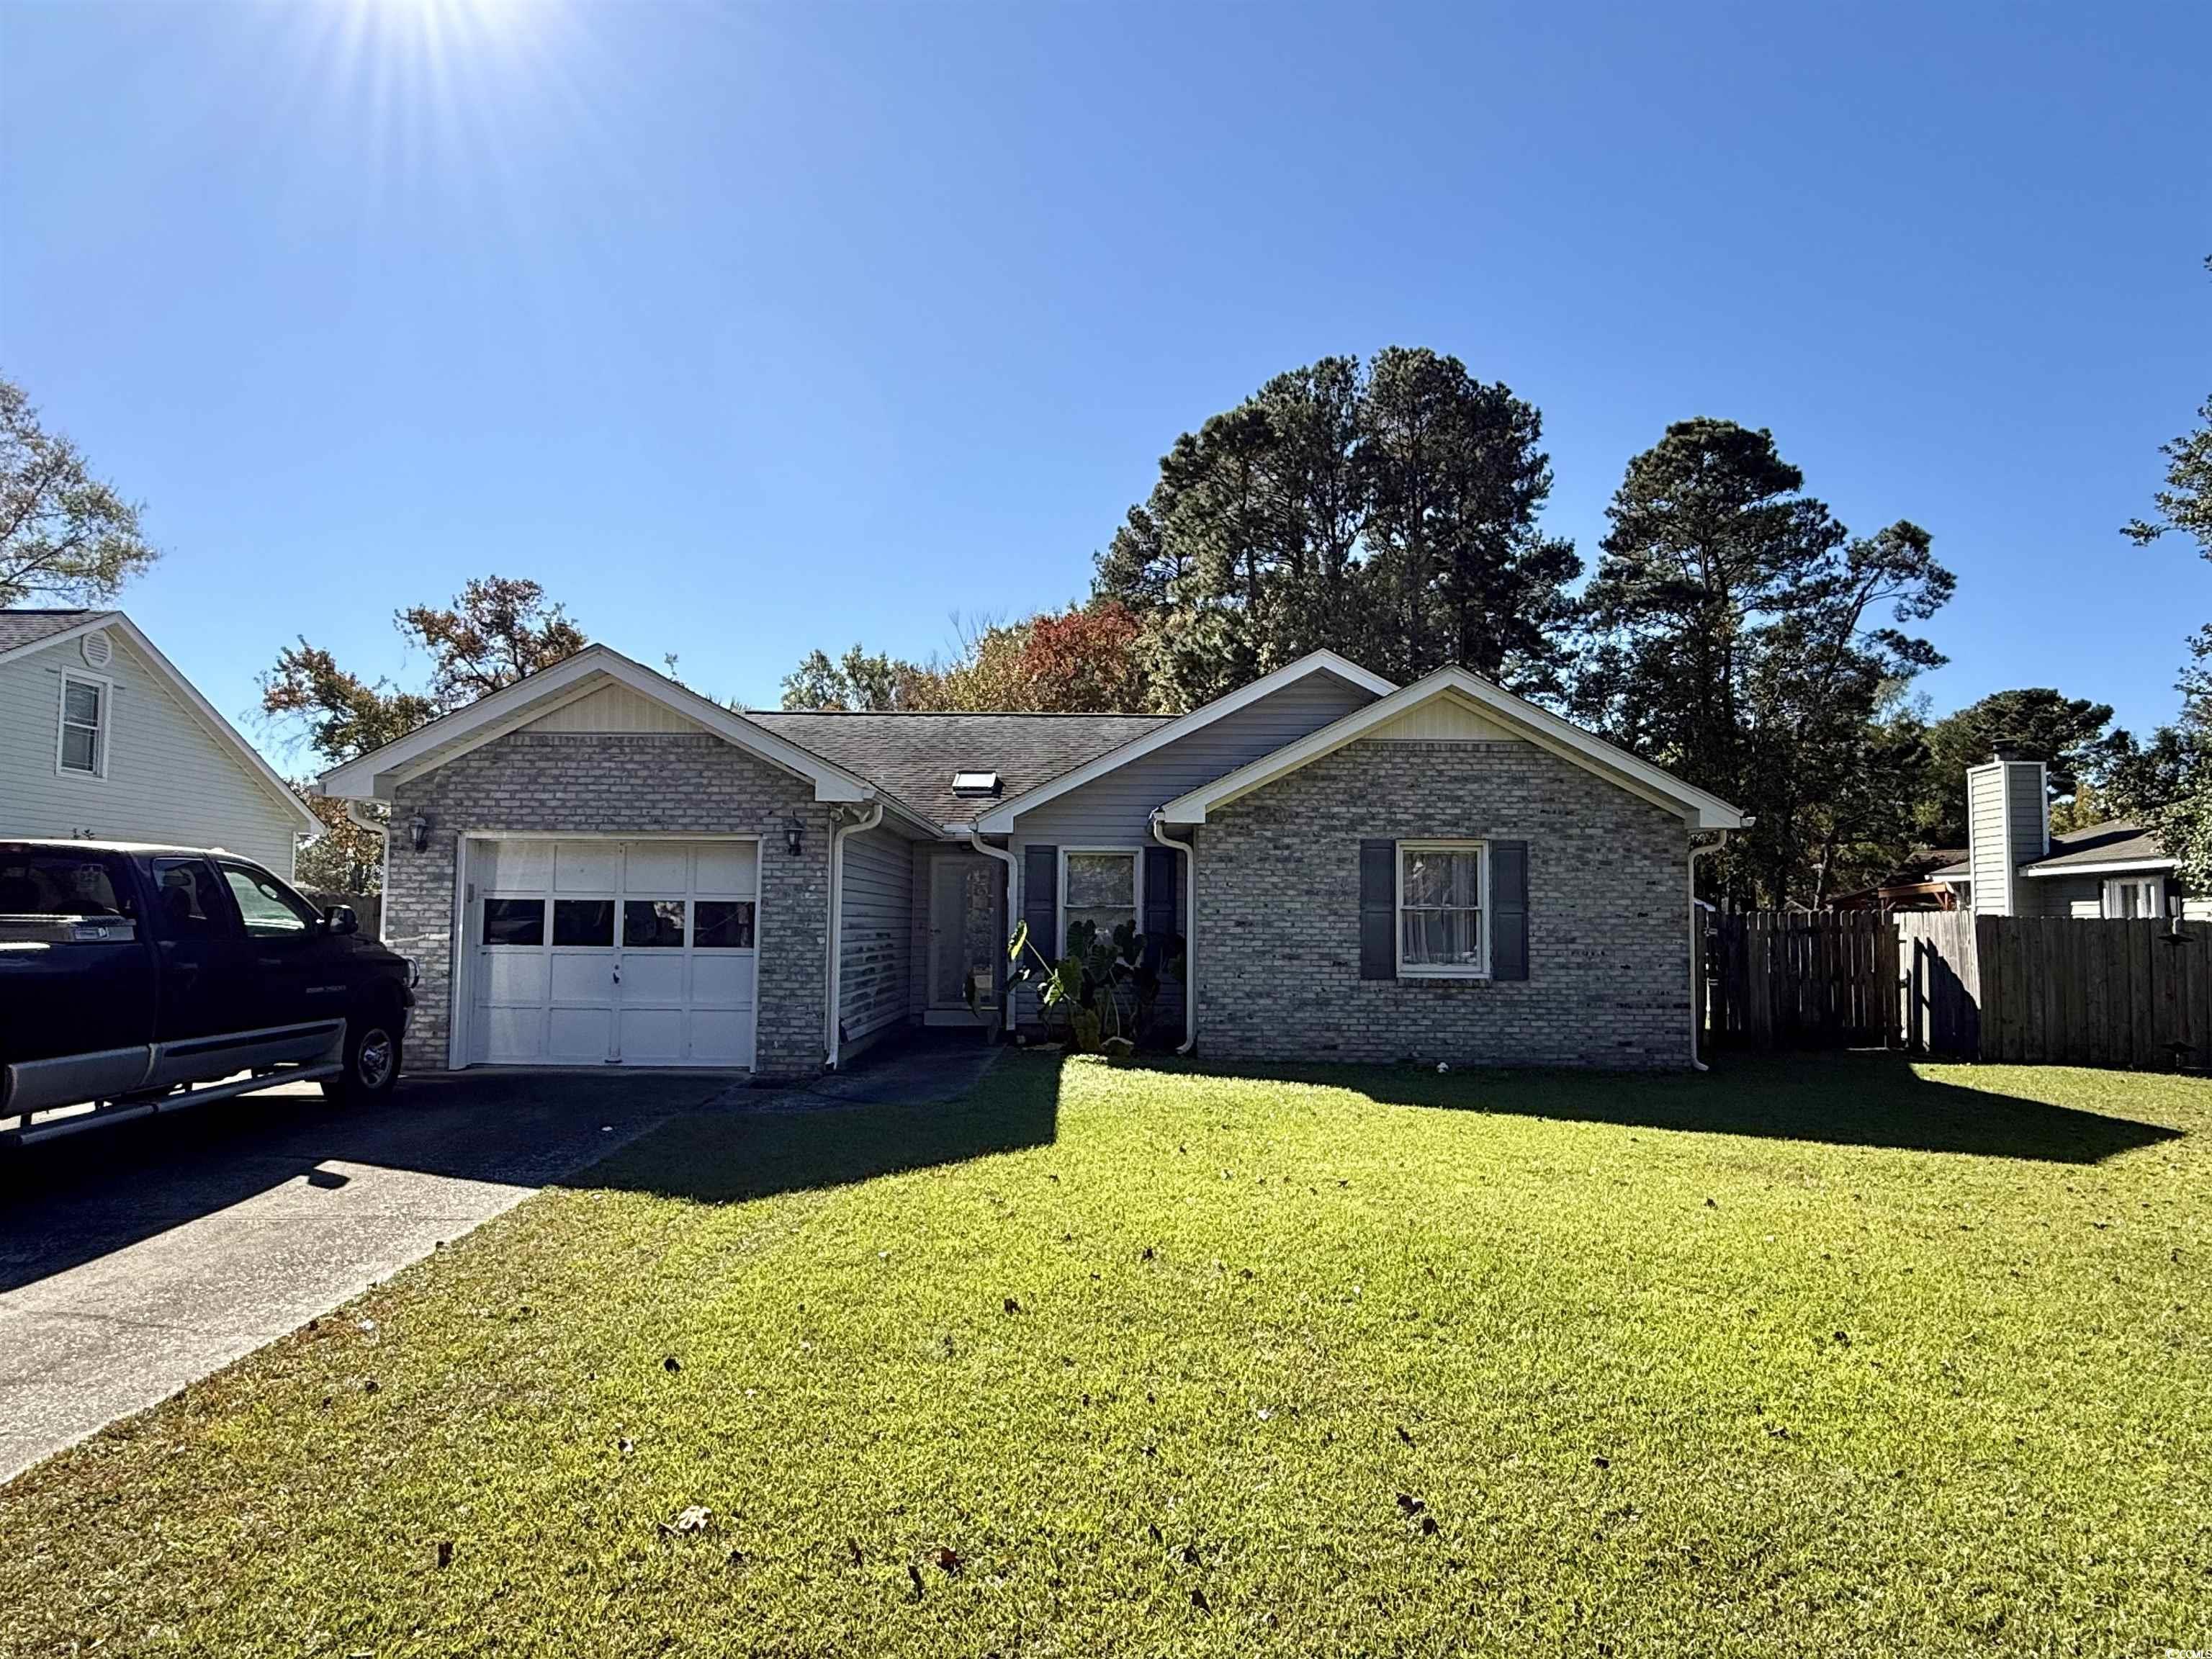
[4,1053,2207,1656]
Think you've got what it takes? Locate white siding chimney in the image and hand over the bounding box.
[1964,752,2049,916]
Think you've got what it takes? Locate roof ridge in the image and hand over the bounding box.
[750,708,1169,719]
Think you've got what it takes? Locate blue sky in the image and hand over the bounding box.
[4,0,2208,770]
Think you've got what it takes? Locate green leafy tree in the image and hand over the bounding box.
[1575,420,1953,905]
[2113,257,2212,887]
[263,576,588,894]
[780,644,924,711]
[1916,688,2118,845]
[1093,349,1581,709]
[0,375,158,606]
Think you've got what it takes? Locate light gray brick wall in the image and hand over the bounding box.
[386,732,832,1080]
[1195,739,1690,1069]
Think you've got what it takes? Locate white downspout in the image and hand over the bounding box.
[965,828,1020,1040]
[1688,827,1735,1072]
[824,802,884,1070]
[1151,813,1197,1056]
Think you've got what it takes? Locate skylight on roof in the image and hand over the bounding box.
[951,770,1002,796]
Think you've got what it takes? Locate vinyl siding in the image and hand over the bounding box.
[1965,765,2012,915]
[1005,671,1377,1028]
[0,630,300,875]
[839,823,913,1049]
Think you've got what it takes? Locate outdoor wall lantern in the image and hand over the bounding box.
[783,814,806,856]
[408,813,431,853]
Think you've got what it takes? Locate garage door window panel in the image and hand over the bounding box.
[624,900,686,948]
[553,899,615,946]
[484,899,546,945]
[695,900,755,950]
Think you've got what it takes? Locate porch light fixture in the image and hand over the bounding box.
[408,813,431,853]
[783,813,806,856]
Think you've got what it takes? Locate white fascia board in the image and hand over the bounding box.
[316,645,876,805]
[971,650,1396,833]
[1159,667,1747,831]
[29,613,325,836]
[2023,858,2177,877]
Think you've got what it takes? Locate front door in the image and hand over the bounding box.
[928,855,1000,1022]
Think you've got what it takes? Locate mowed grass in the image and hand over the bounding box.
[3,1053,2208,1658]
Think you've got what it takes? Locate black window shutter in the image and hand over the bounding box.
[1022,845,1059,956]
[1359,840,1395,981]
[1492,840,1529,981]
[1142,845,1178,968]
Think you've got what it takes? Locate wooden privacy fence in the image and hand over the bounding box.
[1710,909,2212,1070]
[1706,911,1899,1048]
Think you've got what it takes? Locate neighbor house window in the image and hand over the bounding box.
[1398,841,1487,976]
[1063,850,1138,952]
[58,674,107,776]
[2103,876,2164,920]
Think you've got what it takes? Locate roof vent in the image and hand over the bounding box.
[950,770,1002,797]
[79,630,112,670]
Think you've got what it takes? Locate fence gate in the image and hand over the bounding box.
[1705,912,1898,1050]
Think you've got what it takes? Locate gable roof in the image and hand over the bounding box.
[0,608,321,837]
[747,710,1171,826]
[1157,666,1746,831]
[0,608,102,660]
[313,644,941,833]
[970,651,1395,834]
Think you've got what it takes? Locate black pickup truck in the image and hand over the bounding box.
[0,840,416,1146]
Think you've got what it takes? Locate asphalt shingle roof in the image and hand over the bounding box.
[746,709,1172,824]
[1926,820,2171,881]
[0,609,97,655]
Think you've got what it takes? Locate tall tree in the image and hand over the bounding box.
[780,643,926,711]
[2109,256,2212,886]
[1358,348,1580,690]
[781,603,1148,714]
[1575,420,1953,904]
[1915,688,2118,845]
[1093,349,1580,710]
[0,375,159,607]
[264,576,588,894]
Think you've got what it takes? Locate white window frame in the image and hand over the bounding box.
[1058,846,1143,958]
[56,670,112,779]
[2102,875,2164,920]
[1395,839,1491,979]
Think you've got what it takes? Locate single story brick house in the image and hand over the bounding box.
[316,646,1743,1079]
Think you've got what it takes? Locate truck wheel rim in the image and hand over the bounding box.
[359,1030,395,1089]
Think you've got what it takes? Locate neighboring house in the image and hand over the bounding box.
[0,609,318,875]
[1925,752,2198,920]
[1829,848,1971,912]
[316,646,1745,1079]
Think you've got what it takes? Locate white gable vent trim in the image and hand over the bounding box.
[79,630,113,669]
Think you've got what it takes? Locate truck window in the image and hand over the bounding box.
[220,863,322,938]
[150,858,233,939]
[0,852,126,917]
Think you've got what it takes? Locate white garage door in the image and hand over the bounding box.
[470,838,758,1069]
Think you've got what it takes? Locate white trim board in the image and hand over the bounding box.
[972,651,1394,834]
[1157,667,1746,831]
[4,611,321,836]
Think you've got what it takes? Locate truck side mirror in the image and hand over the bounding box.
[324,904,359,936]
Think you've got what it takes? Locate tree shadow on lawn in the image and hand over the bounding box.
[1118,1050,2184,1165]
[565,1056,1061,1204]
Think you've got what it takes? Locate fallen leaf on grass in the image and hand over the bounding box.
[1395,1493,1425,1516]
[362,1380,379,1395]
[662,1506,712,1537]
[1190,1588,1210,1612]
[908,1564,926,1599]
[1395,1425,1414,1445]
[936,1546,963,1575]
[663,1356,683,1372]
[1003,1298,1022,1315]
[435,1540,453,1569]
[847,1536,863,1566]
[1148,1523,1163,1545]
[1421,1516,1439,1537]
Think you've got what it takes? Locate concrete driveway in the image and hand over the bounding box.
[0,1069,727,1483]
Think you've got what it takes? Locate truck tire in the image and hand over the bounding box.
[324,1008,401,1105]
